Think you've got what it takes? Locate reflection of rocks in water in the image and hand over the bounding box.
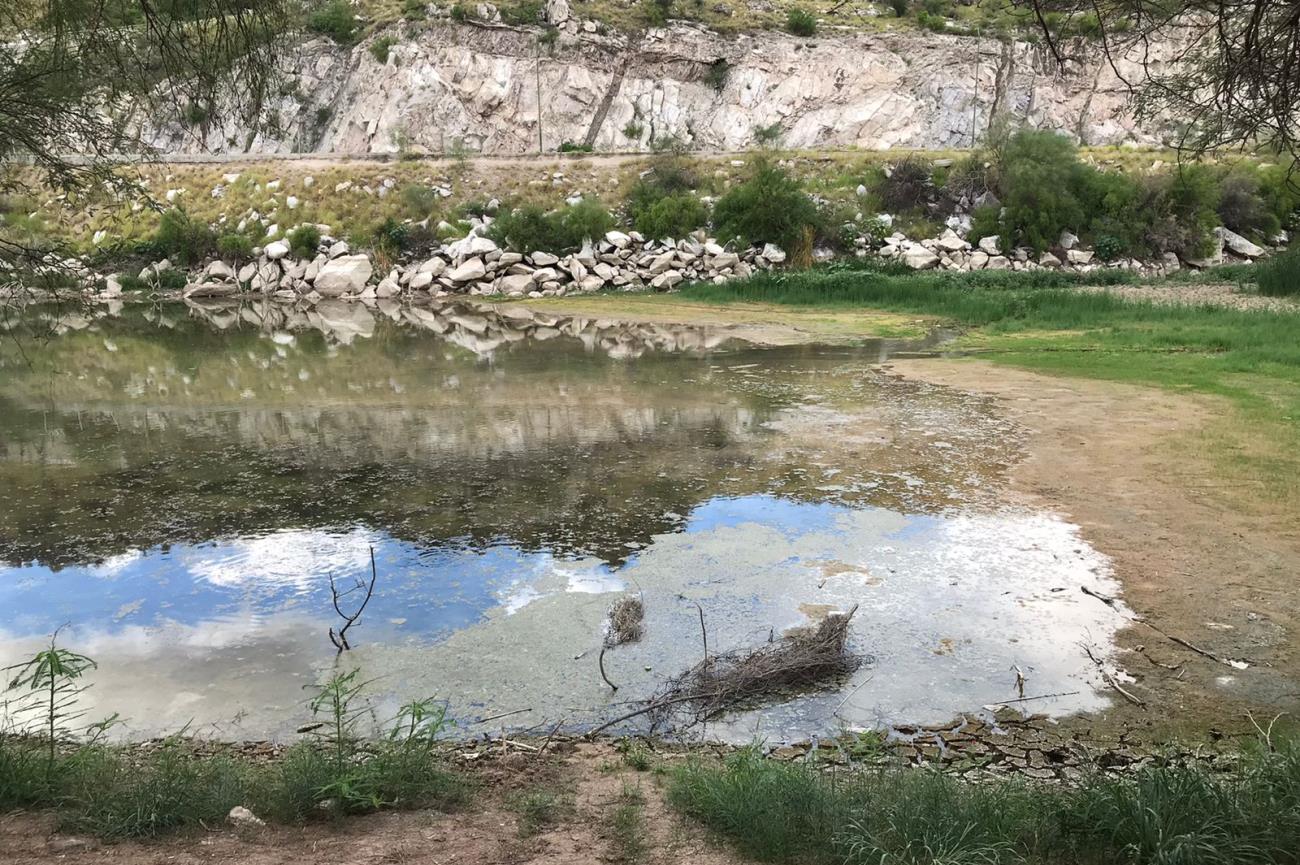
[183,297,736,358]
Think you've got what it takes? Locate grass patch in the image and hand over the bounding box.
[669,744,1300,864]
[605,781,648,862]
[507,787,574,836]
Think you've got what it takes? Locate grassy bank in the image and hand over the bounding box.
[668,744,1300,865]
[680,263,1300,508]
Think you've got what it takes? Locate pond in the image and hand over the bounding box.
[0,299,1125,742]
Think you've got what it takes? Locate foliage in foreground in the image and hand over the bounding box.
[669,745,1300,865]
[1257,246,1300,297]
[0,643,466,839]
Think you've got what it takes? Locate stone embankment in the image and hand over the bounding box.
[96,219,1271,306]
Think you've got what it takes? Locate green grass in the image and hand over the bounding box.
[605,781,648,862]
[0,735,468,839]
[669,744,1300,865]
[507,786,574,836]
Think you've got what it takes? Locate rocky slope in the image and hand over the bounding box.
[146,20,1170,156]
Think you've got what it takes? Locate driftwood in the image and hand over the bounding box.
[630,606,861,735]
[598,595,646,693]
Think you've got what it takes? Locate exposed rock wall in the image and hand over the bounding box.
[146,22,1169,157]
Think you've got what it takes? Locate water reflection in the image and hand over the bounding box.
[0,302,1119,741]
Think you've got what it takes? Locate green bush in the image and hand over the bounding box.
[401,0,427,19]
[634,192,711,240]
[1217,170,1280,239]
[488,200,615,253]
[713,160,818,252]
[153,209,214,266]
[500,0,543,24]
[1258,247,1300,297]
[997,129,1086,251]
[642,0,672,26]
[369,36,397,64]
[968,204,1002,249]
[704,59,730,92]
[401,184,442,219]
[287,224,322,259]
[308,0,359,45]
[449,3,470,21]
[753,123,782,147]
[372,217,410,255]
[889,0,908,15]
[558,141,593,153]
[786,8,817,36]
[216,233,253,262]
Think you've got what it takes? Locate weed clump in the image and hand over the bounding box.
[1258,246,1300,297]
[488,200,614,253]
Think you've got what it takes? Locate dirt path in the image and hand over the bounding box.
[0,743,745,865]
[888,359,1300,732]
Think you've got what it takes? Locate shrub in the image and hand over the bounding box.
[369,36,397,64]
[216,233,253,262]
[558,141,593,153]
[372,217,410,256]
[968,204,1002,249]
[704,58,730,92]
[449,2,470,21]
[401,0,426,19]
[1217,170,1280,239]
[786,8,817,36]
[712,160,818,252]
[643,0,672,26]
[995,129,1087,251]
[153,209,214,266]
[878,156,932,213]
[623,120,644,140]
[401,184,441,219]
[308,0,359,45]
[500,0,543,24]
[889,0,908,15]
[488,200,615,253]
[287,224,322,259]
[753,123,782,147]
[1094,234,1125,262]
[634,192,710,240]
[1139,165,1221,260]
[1258,247,1300,296]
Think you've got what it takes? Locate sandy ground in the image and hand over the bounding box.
[0,742,746,865]
[888,359,1300,731]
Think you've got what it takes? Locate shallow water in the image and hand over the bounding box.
[0,299,1125,741]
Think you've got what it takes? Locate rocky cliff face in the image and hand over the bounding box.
[147,22,1167,156]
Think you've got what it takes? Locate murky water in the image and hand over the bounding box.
[0,299,1125,742]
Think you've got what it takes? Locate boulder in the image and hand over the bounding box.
[448,257,487,282]
[314,254,373,296]
[409,271,434,290]
[761,243,786,263]
[1216,226,1265,258]
[1058,231,1079,250]
[1039,252,1062,267]
[497,273,535,295]
[934,229,969,252]
[1066,249,1094,265]
[531,251,559,266]
[264,240,290,261]
[205,260,236,280]
[902,246,940,270]
[986,255,1010,270]
[978,236,1001,255]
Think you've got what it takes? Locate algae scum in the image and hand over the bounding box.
[0,300,1125,741]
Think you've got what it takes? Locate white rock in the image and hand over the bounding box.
[969,250,989,270]
[286,196,300,209]
[605,230,632,249]
[1059,230,1079,250]
[761,243,786,263]
[327,241,349,259]
[92,230,107,245]
[934,229,969,252]
[978,236,1001,254]
[222,173,241,184]
[1039,251,1062,267]
[205,260,237,280]
[409,271,434,290]
[497,273,535,295]
[264,240,290,260]
[448,257,487,282]
[986,255,1010,270]
[902,247,940,270]
[531,251,559,266]
[1066,248,1094,265]
[314,254,373,296]
[1216,226,1265,258]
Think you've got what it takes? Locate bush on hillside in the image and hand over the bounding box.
[216,233,254,262]
[1217,170,1281,239]
[996,129,1087,251]
[488,200,615,253]
[153,209,214,266]
[877,156,933,213]
[713,161,818,252]
[786,8,817,36]
[372,217,410,256]
[287,224,322,259]
[634,193,711,241]
[308,0,359,45]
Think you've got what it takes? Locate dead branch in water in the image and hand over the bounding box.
[328,546,378,654]
[1082,643,1146,708]
[597,595,646,693]
[652,605,860,734]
